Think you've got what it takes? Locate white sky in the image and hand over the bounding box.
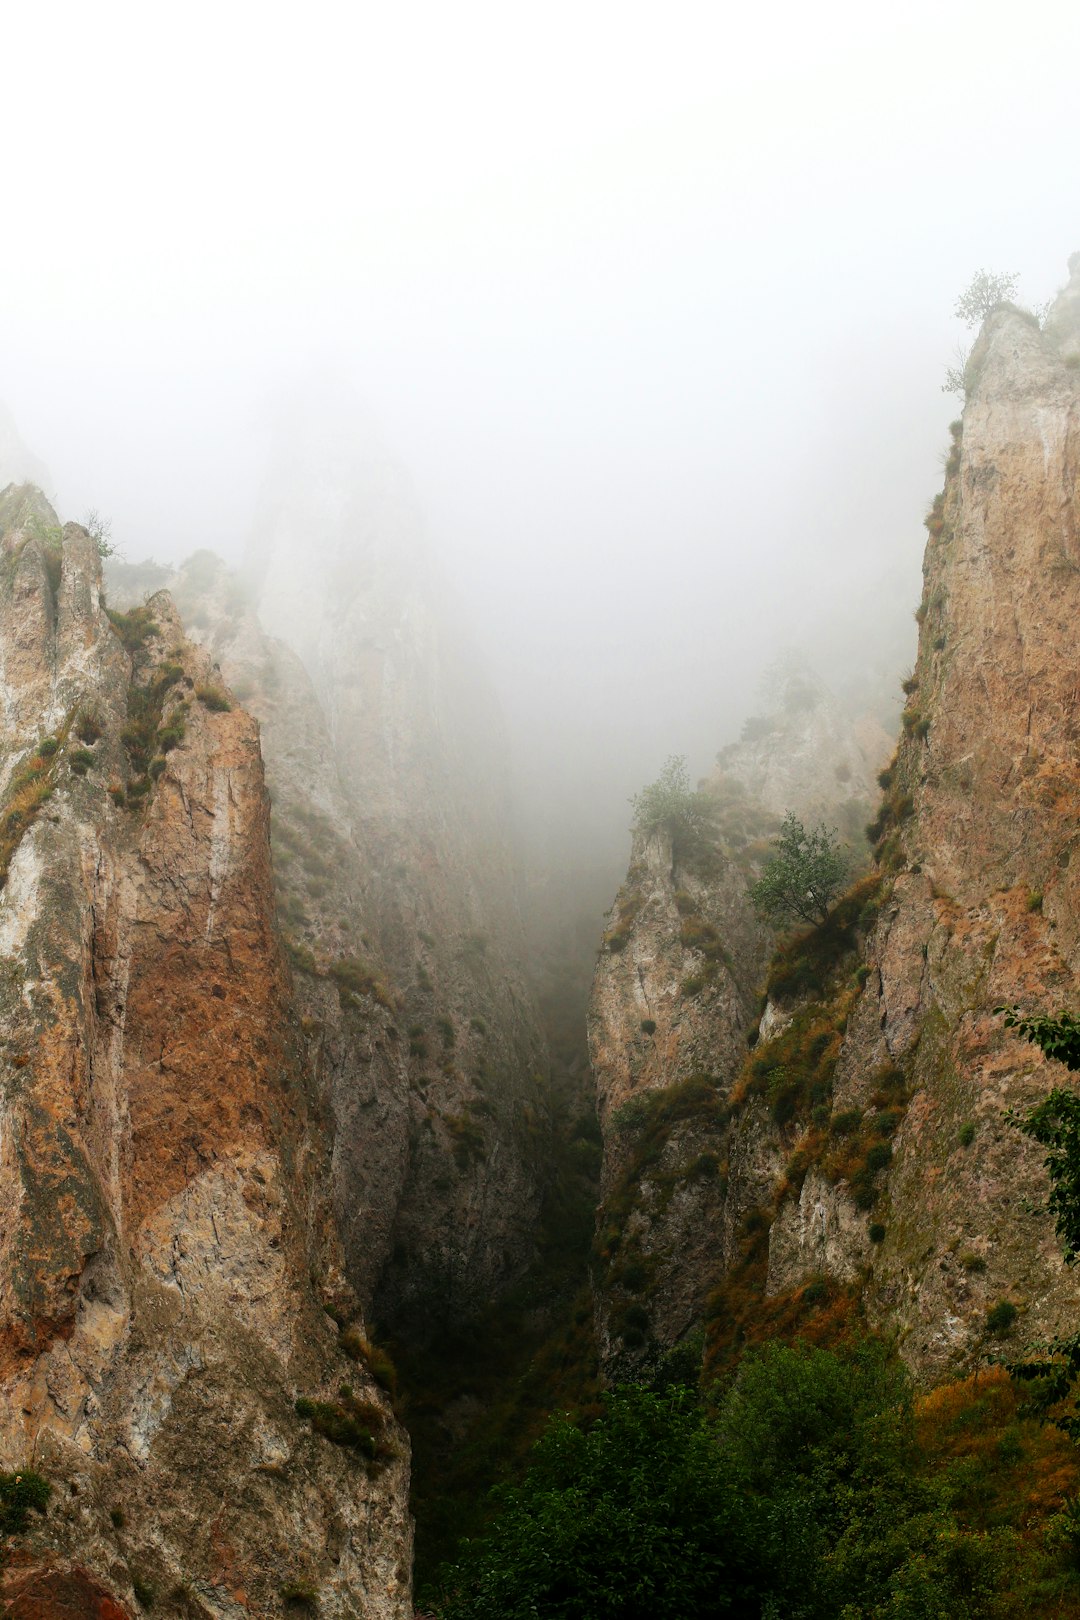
[3,0,1079,864]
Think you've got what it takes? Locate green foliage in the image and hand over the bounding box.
[106,605,159,654]
[74,708,104,744]
[131,1577,155,1609]
[765,874,883,1002]
[430,1343,1037,1620]
[750,813,849,928]
[281,1582,320,1609]
[997,1006,1080,1434]
[327,955,395,1012]
[959,1120,976,1147]
[0,1468,50,1536]
[0,734,67,887]
[431,1383,761,1618]
[295,1394,377,1456]
[84,509,115,558]
[954,269,1021,327]
[629,755,705,840]
[987,1301,1019,1338]
[195,682,232,712]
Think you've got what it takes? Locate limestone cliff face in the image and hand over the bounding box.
[590,257,1080,1386]
[107,429,548,1341]
[0,496,410,1618]
[587,679,880,1372]
[824,274,1080,1377]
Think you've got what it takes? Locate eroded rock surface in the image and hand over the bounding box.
[106,422,550,1342]
[0,499,410,1618]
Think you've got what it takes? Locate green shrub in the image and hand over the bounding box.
[986,1300,1018,1336]
[131,1577,155,1609]
[69,747,96,774]
[629,755,705,839]
[195,682,232,712]
[0,1468,50,1535]
[106,606,159,653]
[295,1395,376,1456]
[958,1120,976,1147]
[428,1344,1011,1620]
[281,1583,319,1610]
[640,1018,657,1035]
[869,1223,886,1244]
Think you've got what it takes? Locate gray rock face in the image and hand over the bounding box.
[0,515,411,1618]
[591,258,1080,1387]
[107,428,550,1340]
[587,675,877,1375]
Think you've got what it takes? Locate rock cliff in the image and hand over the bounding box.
[0,492,410,1618]
[106,424,549,1342]
[589,256,1080,1387]
[587,676,882,1373]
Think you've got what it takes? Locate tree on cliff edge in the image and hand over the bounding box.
[630,755,705,842]
[750,813,847,927]
[954,269,1020,327]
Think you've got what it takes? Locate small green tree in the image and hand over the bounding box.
[750,813,848,927]
[954,269,1020,328]
[630,755,704,839]
[84,510,115,559]
[997,1005,1080,1434]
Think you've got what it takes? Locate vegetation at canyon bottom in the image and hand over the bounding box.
[427,1339,1080,1619]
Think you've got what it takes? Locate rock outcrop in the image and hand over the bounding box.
[589,257,1080,1387]
[106,421,549,1341]
[0,492,410,1618]
[835,274,1080,1377]
[587,676,882,1372]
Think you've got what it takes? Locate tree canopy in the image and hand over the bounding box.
[629,755,705,840]
[954,270,1020,327]
[429,1342,1028,1619]
[750,813,848,927]
[998,1005,1080,1435]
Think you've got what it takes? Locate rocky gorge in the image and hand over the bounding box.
[5,255,1080,1613]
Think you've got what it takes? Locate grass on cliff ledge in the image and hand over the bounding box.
[0,726,73,887]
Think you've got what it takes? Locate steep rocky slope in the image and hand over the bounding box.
[0,491,410,1618]
[589,257,1080,1387]
[106,425,549,1341]
[588,675,883,1372]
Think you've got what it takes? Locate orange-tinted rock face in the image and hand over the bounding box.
[586,676,882,1374]
[587,266,1080,1383]
[838,285,1080,1376]
[109,473,551,1345]
[2,1558,132,1620]
[0,502,411,1617]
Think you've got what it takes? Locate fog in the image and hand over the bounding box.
[3,0,1078,883]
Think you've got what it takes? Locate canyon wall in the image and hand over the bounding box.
[589,259,1080,1384]
[107,425,550,1341]
[0,492,410,1618]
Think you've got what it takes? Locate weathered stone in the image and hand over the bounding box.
[0,519,411,1617]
